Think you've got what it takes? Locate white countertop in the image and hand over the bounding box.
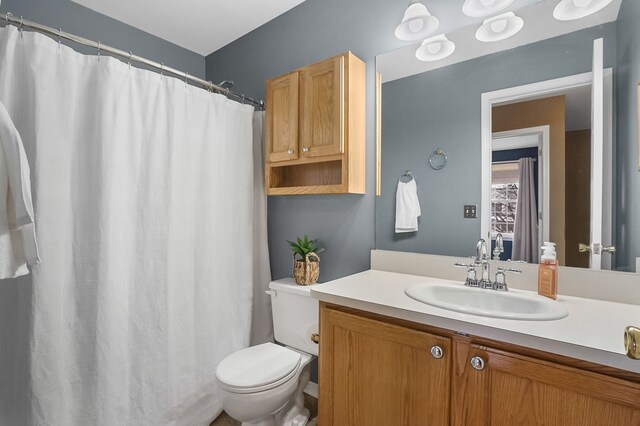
[311,269,640,373]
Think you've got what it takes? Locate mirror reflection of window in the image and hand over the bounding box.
[491,162,519,240]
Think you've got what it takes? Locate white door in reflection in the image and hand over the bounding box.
[481,38,613,269]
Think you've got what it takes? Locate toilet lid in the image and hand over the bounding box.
[216,343,301,390]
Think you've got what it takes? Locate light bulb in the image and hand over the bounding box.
[415,35,455,62]
[475,12,524,42]
[463,0,513,18]
[395,2,440,41]
[409,19,425,33]
[573,0,592,7]
[428,43,443,55]
[490,19,508,34]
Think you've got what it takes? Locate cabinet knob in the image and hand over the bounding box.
[430,345,444,359]
[625,326,640,360]
[310,333,320,344]
[287,149,294,155]
[470,356,485,371]
[302,146,310,153]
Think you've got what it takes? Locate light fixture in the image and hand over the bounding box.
[462,0,514,18]
[475,12,524,42]
[553,0,614,21]
[415,35,456,62]
[395,1,440,41]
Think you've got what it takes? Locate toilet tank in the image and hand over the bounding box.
[268,278,319,356]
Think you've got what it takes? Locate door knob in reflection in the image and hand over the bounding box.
[579,242,616,254]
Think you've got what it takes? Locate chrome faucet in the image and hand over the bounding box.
[454,238,521,292]
[493,233,504,260]
[475,239,492,289]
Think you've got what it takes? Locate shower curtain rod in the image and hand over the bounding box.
[0,11,265,110]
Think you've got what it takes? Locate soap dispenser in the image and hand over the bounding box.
[538,242,558,300]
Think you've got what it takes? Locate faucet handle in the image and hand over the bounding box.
[493,267,521,291]
[454,262,479,287]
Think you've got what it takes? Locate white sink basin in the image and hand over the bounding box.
[405,283,568,321]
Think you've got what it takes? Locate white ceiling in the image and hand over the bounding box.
[71,0,307,56]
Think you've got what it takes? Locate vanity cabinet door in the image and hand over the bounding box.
[452,339,640,425]
[318,306,451,426]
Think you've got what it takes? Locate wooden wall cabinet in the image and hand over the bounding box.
[318,304,640,426]
[264,52,365,195]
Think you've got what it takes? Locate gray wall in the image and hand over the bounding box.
[0,0,205,78]
[204,0,521,283]
[377,24,618,258]
[205,0,397,283]
[616,0,640,272]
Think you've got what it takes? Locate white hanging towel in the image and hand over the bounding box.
[0,101,39,278]
[395,179,421,233]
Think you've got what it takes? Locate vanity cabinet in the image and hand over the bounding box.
[452,339,640,425]
[264,52,365,195]
[318,304,640,426]
[318,306,451,425]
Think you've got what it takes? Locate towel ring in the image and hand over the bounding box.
[429,148,448,170]
[399,170,414,182]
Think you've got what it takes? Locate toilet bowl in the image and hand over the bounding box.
[215,279,319,426]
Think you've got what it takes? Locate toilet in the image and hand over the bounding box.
[216,279,319,426]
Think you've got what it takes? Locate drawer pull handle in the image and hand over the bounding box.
[470,356,485,371]
[287,149,294,155]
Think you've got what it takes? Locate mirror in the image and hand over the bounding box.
[375,0,639,272]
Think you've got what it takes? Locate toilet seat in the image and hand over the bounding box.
[216,343,302,394]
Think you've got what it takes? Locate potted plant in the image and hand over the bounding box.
[287,235,325,285]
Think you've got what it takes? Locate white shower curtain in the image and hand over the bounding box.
[0,25,266,425]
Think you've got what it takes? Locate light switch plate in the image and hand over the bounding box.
[464,205,477,219]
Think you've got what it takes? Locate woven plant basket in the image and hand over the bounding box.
[292,252,320,285]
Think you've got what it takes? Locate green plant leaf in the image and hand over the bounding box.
[287,235,325,261]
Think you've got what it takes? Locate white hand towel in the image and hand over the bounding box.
[0,100,40,278]
[395,179,421,233]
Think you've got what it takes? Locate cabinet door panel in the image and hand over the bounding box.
[300,56,344,158]
[319,307,450,426]
[454,342,640,426]
[265,72,299,162]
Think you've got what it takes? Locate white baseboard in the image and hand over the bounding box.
[304,381,318,398]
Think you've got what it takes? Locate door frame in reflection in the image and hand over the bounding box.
[492,126,550,259]
[480,70,614,269]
